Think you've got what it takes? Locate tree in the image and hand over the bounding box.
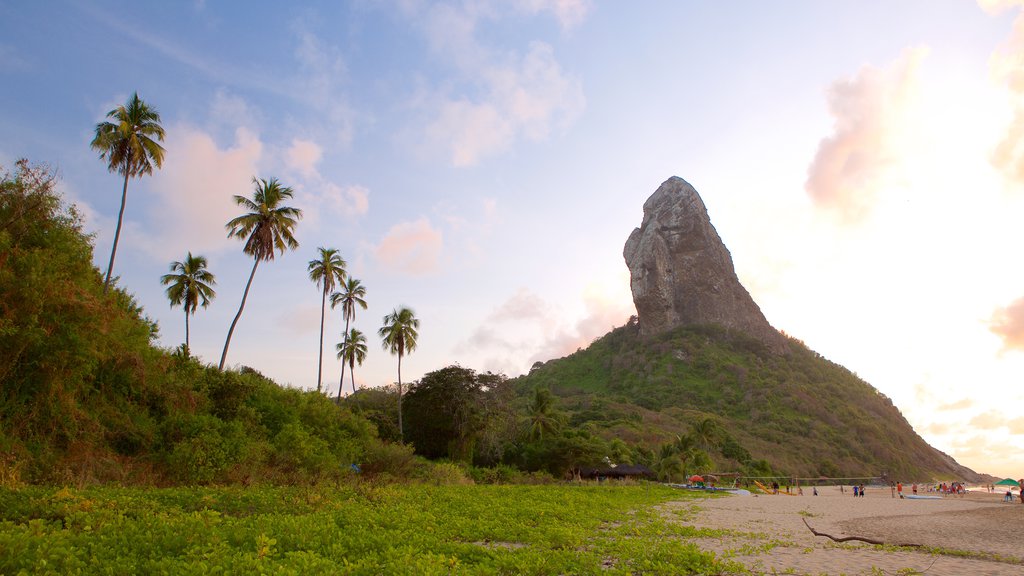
[219,177,302,370]
[160,252,216,353]
[335,328,367,397]
[308,247,346,393]
[403,365,487,461]
[378,306,419,439]
[688,417,721,453]
[525,388,561,442]
[90,92,166,292]
[330,277,367,400]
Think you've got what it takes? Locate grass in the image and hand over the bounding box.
[0,483,739,575]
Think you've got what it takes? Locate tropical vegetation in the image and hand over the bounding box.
[160,252,216,353]
[378,306,419,440]
[331,277,368,399]
[220,177,302,371]
[89,92,165,292]
[308,247,346,393]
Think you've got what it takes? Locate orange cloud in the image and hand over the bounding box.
[989,6,1024,183]
[937,398,975,411]
[968,410,1007,430]
[374,218,443,276]
[805,47,927,223]
[990,296,1024,351]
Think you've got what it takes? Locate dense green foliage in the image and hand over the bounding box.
[515,320,977,481]
[0,162,382,486]
[0,484,731,575]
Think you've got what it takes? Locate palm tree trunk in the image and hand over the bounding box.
[103,171,131,293]
[219,258,260,371]
[397,353,403,440]
[350,358,357,395]
[336,316,351,402]
[316,290,326,393]
[184,309,190,352]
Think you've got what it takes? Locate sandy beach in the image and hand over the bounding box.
[666,486,1024,575]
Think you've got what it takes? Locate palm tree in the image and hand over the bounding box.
[160,252,216,353]
[525,388,561,442]
[688,417,721,453]
[219,177,302,371]
[308,247,346,393]
[90,92,166,292]
[336,328,367,396]
[330,277,367,400]
[378,306,419,439]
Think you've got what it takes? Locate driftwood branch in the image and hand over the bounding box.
[802,517,923,548]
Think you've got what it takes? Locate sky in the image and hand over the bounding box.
[2,0,1023,478]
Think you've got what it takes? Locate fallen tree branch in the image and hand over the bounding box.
[802,517,923,548]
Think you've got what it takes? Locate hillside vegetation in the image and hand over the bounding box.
[516,318,977,482]
[0,161,389,486]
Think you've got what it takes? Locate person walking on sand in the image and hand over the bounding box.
[897,482,904,499]
[1019,479,1024,503]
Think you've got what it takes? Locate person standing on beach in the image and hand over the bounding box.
[1019,479,1023,503]
[897,482,903,499]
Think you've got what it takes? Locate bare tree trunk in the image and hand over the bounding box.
[219,258,260,371]
[103,171,131,292]
[316,290,326,393]
[184,309,190,351]
[397,353,403,440]
[336,316,351,403]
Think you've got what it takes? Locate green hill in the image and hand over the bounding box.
[515,318,979,482]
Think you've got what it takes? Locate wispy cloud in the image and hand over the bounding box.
[404,2,585,166]
[515,0,591,30]
[805,47,928,223]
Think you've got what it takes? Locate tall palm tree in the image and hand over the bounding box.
[330,277,367,400]
[336,328,367,396]
[308,247,346,393]
[378,306,419,439]
[90,92,166,292]
[688,417,721,453]
[219,177,302,371]
[160,252,216,353]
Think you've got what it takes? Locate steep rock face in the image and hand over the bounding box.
[624,177,787,351]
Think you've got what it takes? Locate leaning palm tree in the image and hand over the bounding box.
[90,92,166,292]
[160,252,216,353]
[336,328,367,396]
[330,277,367,401]
[219,177,302,371]
[378,306,419,439]
[308,247,346,393]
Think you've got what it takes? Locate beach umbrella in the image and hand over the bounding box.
[689,475,704,483]
[995,478,1020,487]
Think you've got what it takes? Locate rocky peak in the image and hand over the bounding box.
[623,177,787,351]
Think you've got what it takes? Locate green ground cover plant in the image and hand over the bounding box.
[0,484,733,575]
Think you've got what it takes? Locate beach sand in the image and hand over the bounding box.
[665,486,1024,575]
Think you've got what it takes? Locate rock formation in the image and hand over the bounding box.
[624,177,787,351]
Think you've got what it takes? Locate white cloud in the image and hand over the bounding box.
[373,217,444,276]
